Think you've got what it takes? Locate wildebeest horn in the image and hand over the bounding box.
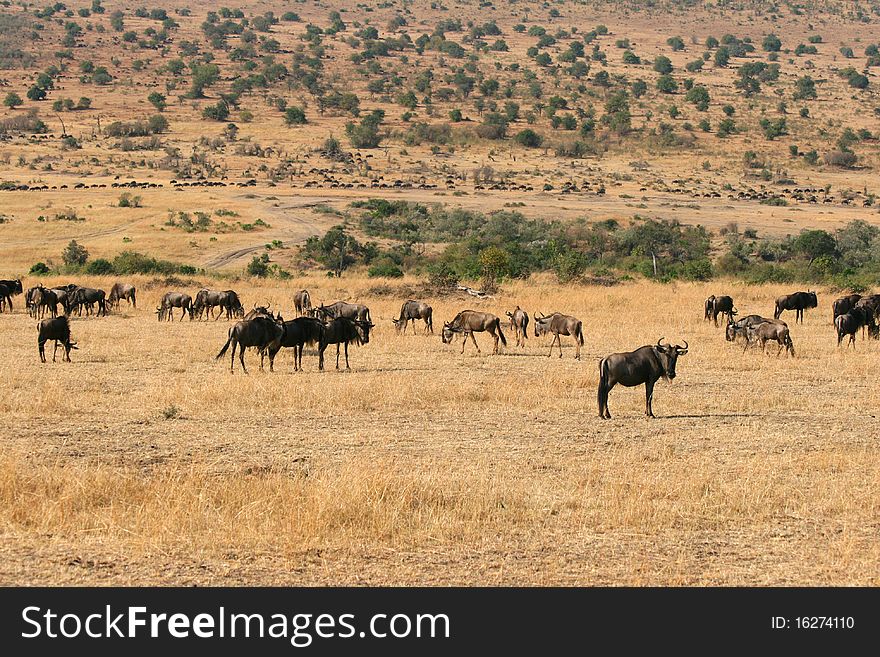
[678,340,688,353]
[253,302,257,310]
[657,337,667,347]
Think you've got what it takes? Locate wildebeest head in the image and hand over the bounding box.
[533,312,550,337]
[725,316,737,342]
[441,322,457,344]
[354,319,373,344]
[653,337,688,380]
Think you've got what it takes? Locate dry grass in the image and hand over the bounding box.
[1,275,878,585]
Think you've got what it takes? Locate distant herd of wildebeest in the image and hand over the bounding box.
[0,277,876,417]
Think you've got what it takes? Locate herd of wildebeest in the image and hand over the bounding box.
[0,276,877,417]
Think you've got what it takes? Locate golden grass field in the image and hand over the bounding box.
[1,275,878,585]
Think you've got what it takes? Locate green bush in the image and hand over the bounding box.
[85,258,114,275]
[29,262,50,275]
[368,259,404,278]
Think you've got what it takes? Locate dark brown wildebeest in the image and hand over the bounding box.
[37,315,77,363]
[441,310,507,354]
[744,321,795,356]
[70,287,107,317]
[51,284,79,315]
[392,300,433,334]
[834,306,875,348]
[244,303,273,320]
[219,289,243,319]
[853,295,880,338]
[704,295,736,327]
[832,294,861,320]
[534,312,584,359]
[294,289,312,316]
[505,306,529,347]
[315,300,372,323]
[0,278,22,312]
[262,316,326,371]
[192,289,231,320]
[597,338,688,419]
[107,282,137,309]
[156,292,192,321]
[215,315,285,373]
[726,314,780,343]
[774,291,817,324]
[318,316,373,370]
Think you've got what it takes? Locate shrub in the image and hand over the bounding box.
[29,262,50,275]
[85,258,113,275]
[515,128,543,147]
[62,240,89,267]
[368,259,404,278]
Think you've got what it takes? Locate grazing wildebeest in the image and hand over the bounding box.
[217,289,243,319]
[533,312,585,359]
[50,284,78,315]
[726,314,781,343]
[70,287,107,316]
[505,306,529,347]
[832,293,861,320]
[774,291,817,323]
[834,306,875,348]
[315,300,372,323]
[294,289,312,316]
[0,278,22,312]
[441,310,507,354]
[107,282,137,309]
[263,316,326,371]
[37,315,77,363]
[705,295,736,327]
[744,321,795,356]
[597,338,689,419]
[392,300,433,334]
[156,291,192,321]
[192,289,230,320]
[318,316,373,370]
[215,315,285,373]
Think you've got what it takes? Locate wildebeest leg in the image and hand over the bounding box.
[336,343,341,369]
[52,340,59,362]
[776,341,784,356]
[598,377,613,419]
[557,334,564,358]
[470,332,481,353]
[318,343,326,371]
[548,334,557,357]
[849,334,856,349]
[645,380,655,418]
[344,342,350,369]
[239,343,248,374]
[39,339,46,363]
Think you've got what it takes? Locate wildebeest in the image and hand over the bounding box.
[294,289,312,316]
[597,338,689,419]
[244,303,273,320]
[744,321,795,356]
[107,282,137,309]
[834,306,876,348]
[192,289,231,320]
[37,315,77,363]
[704,295,736,327]
[220,289,244,319]
[505,306,529,347]
[315,300,372,323]
[534,311,584,359]
[726,314,781,342]
[262,316,326,371]
[832,293,861,320]
[215,315,285,373]
[156,291,192,321]
[0,278,22,312]
[774,291,817,324]
[318,316,373,370]
[441,310,507,354]
[392,300,433,334]
[853,295,880,337]
[71,287,107,316]
[32,285,60,318]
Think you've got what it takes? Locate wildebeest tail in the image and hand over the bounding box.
[496,319,507,347]
[576,322,585,345]
[215,334,234,360]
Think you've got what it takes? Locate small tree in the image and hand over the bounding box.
[62,240,89,267]
[284,106,307,125]
[148,92,166,111]
[653,55,673,74]
[514,128,543,147]
[479,246,510,292]
[3,92,22,109]
[762,34,782,52]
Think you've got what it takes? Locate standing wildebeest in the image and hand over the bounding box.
[834,306,876,348]
[597,338,689,419]
[315,300,372,323]
[218,289,244,319]
[294,289,312,316]
[534,312,585,359]
[774,291,817,324]
[441,310,507,354]
[263,316,326,371]
[704,295,736,327]
[37,315,77,363]
[0,278,22,312]
[107,282,137,309]
[318,316,373,370]
[744,321,795,356]
[32,285,60,318]
[726,314,781,343]
[156,291,192,321]
[392,300,433,334]
[70,287,107,317]
[853,295,880,338]
[215,315,285,373]
[832,294,861,320]
[505,306,529,347]
[192,289,230,320]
